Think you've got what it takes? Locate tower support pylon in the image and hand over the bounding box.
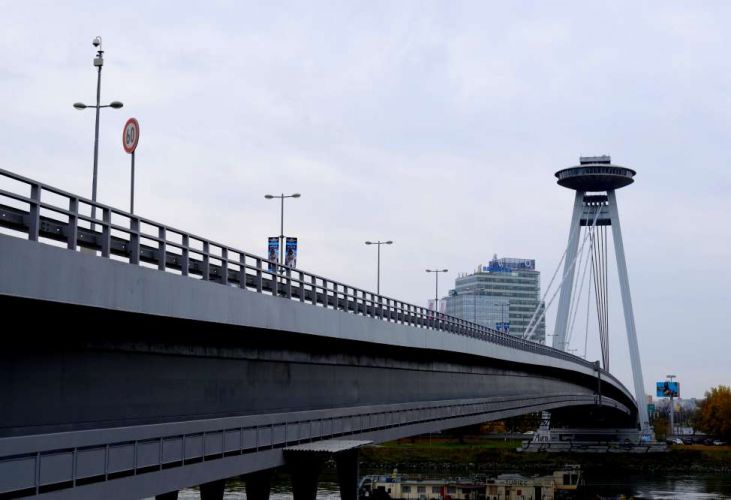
[552,156,651,437]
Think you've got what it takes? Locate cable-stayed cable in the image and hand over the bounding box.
[524,204,602,341]
[590,220,610,370]
[566,240,592,347]
[523,217,583,339]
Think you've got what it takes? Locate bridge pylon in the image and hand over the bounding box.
[552,155,651,437]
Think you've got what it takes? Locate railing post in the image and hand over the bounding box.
[202,241,210,280]
[311,275,317,305]
[271,263,279,297]
[181,234,190,276]
[239,253,247,289]
[158,227,167,270]
[255,258,263,292]
[129,216,140,265]
[101,208,111,258]
[286,267,292,298]
[221,247,229,285]
[298,271,305,302]
[28,183,40,241]
[67,197,78,250]
[322,280,328,308]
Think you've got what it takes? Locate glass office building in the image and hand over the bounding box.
[443,255,545,343]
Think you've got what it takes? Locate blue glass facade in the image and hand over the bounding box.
[444,255,546,342]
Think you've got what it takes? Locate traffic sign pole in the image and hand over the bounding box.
[130,151,135,214]
[122,118,140,215]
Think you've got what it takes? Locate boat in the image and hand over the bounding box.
[359,466,583,500]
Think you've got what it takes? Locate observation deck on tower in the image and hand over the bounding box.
[555,155,636,191]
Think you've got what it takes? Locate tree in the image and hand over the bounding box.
[651,413,669,440]
[694,385,731,440]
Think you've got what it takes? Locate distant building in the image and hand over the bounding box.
[443,255,545,342]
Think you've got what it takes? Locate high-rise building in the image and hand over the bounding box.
[443,255,545,342]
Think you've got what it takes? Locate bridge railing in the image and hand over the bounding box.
[0,167,621,382]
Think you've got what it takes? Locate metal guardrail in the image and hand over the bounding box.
[0,167,620,379]
[0,393,625,496]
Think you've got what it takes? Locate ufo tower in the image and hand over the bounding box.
[553,155,650,436]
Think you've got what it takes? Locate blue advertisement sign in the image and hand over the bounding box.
[496,321,510,333]
[285,237,298,268]
[656,381,680,398]
[483,258,535,273]
[267,237,279,272]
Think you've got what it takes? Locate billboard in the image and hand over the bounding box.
[267,237,279,272]
[495,321,511,333]
[483,257,535,273]
[428,299,446,314]
[285,237,298,268]
[656,381,680,398]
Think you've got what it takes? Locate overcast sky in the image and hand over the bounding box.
[2,1,729,399]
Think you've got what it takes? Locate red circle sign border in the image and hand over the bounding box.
[122,118,140,154]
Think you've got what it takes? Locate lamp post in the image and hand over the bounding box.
[264,193,301,268]
[365,240,392,295]
[73,36,124,228]
[666,374,677,438]
[494,302,509,332]
[425,269,448,313]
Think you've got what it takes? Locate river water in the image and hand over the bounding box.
[168,471,731,499]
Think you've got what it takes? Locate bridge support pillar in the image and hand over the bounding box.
[200,479,226,500]
[155,492,178,500]
[335,449,359,500]
[289,456,324,500]
[244,469,273,500]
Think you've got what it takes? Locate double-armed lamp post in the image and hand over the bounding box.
[425,268,448,313]
[73,36,123,227]
[494,302,509,332]
[365,240,392,295]
[667,374,677,438]
[264,193,301,268]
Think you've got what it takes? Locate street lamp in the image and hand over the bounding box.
[425,269,448,313]
[666,374,677,438]
[73,36,124,228]
[364,240,393,295]
[264,193,301,268]
[494,302,509,332]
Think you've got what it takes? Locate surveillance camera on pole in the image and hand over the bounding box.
[72,35,124,231]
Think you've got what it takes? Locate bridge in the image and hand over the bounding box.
[0,168,638,499]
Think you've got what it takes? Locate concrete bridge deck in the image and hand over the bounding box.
[0,168,638,499]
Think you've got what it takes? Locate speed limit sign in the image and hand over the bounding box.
[122,118,140,154]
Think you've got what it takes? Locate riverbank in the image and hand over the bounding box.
[359,436,731,474]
